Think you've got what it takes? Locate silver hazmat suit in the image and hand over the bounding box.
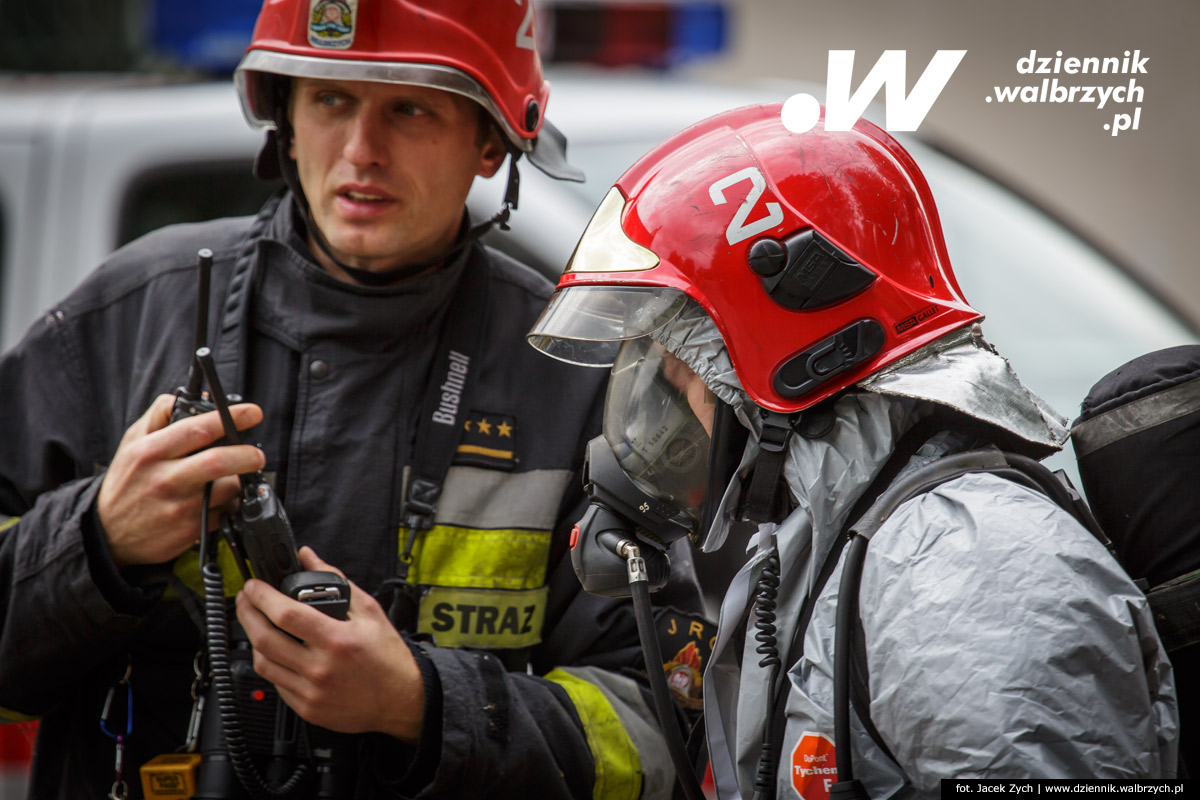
[648,302,1178,798]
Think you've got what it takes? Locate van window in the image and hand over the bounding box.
[118,161,282,247]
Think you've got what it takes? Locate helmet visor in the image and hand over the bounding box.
[603,337,716,520]
[527,184,682,365]
[527,286,687,367]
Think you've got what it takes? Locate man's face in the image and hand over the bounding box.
[661,348,716,437]
[288,77,507,275]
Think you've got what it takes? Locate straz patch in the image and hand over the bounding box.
[893,303,942,335]
[418,585,546,649]
[455,411,517,470]
[308,0,356,49]
[791,731,837,800]
[656,612,716,710]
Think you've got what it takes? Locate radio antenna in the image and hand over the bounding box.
[183,249,213,399]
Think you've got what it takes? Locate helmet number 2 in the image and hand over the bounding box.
[515,0,536,50]
[709,167,783,246]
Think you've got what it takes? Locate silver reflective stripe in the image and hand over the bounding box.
[1071,376,1200,457]
[235,50,531,151]
[436,466,573,531]
[0,775,28,798]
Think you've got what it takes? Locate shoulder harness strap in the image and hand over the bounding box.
[399,246,492,538]
[212,191,285,397]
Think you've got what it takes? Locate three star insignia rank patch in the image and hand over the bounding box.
[455,411,517,470]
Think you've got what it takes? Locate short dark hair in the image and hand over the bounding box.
[473,101,503,149]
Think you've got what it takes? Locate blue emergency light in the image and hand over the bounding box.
[148,0,259,73]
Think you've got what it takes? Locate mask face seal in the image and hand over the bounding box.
[571,338,752,596]
[603,337,716,520]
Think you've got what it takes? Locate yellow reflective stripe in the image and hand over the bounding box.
[402,525,551,590]
[168,541,250,600]
[545,669,643,800]
[417,585,547,649]
[0,516,18,533]
[0,707,38,723]
[455,444,514,460]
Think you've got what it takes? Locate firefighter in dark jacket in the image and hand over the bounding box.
[0,1,707,797]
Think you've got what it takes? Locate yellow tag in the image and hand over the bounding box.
[417,585,547,649]
[140,753,202,799]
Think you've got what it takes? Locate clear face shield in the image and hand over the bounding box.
[528,187,747,598]
[531,281,747,557]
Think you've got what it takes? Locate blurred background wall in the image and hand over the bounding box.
[694,0,1199,327]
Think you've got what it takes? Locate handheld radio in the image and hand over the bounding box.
[141,250,352,800]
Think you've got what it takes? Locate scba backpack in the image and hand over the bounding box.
[1072,344,1200,776]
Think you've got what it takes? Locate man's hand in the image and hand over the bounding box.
[97,393,265,568]
[236,546,426,742]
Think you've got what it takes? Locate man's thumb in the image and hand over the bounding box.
[298,545,344,577]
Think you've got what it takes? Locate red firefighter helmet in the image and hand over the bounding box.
[529,103,981,413]
[235,0,549,152]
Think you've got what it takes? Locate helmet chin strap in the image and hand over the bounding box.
[742,411,795,523]
[740,397,839,524]
[265,108,522,287]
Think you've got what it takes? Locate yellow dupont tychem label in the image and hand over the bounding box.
[140,753,202,799]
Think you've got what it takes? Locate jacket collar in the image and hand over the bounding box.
[250,193,476,348]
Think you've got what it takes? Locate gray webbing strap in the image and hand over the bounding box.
[1071,376,1200,457]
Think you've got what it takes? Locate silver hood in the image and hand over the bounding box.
[648,300,1068,551]
[651,299,1066,458]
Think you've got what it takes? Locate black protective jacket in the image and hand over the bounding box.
[0,194,707,799]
